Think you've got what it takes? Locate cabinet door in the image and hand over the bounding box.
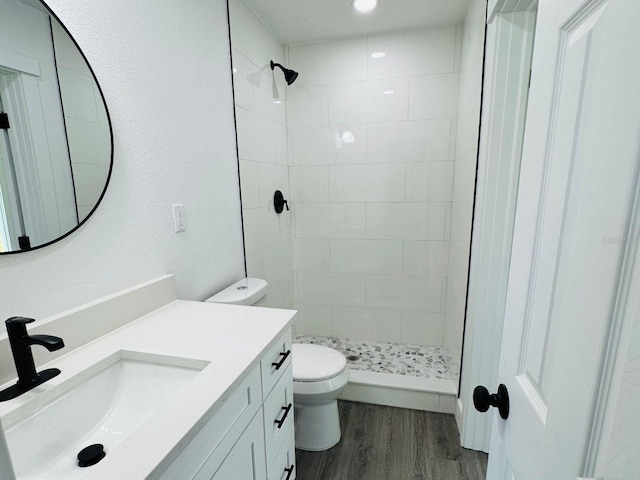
[202,410,267,480]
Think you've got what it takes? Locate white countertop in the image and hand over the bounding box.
[0,300,296,480]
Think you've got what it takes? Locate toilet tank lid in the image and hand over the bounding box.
[205,278,267,305]
[292,344,347,382]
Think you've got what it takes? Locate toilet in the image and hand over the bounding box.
[205,278,349,451]
[291,343,349,451]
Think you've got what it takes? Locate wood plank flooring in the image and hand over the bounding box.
[295,401,487,480]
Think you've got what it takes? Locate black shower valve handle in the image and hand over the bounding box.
[274,190,289,214]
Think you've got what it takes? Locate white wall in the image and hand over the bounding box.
[229,0,293,309]
[0,0,245,322]
[287,27,462,346]
[444,0,486,358]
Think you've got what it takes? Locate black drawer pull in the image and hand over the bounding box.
[274,403,292,429]
[271,349,291,370]
[284,464,294,480]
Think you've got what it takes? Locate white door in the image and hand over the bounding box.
[485,0,640,478]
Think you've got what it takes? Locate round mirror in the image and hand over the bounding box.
[0,0,112,254]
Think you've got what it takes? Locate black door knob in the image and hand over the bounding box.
[473,384,510,419]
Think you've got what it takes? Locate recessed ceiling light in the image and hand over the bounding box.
[353,0,378,13]
[370,52,386,59]
[383,90,394,95]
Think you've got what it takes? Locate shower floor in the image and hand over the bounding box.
[294,334,459,381]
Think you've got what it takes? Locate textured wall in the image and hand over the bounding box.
[0,0,245,322]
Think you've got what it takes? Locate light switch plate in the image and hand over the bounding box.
[172,204,185,233]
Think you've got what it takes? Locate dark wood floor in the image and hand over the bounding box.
[295,401,487,480]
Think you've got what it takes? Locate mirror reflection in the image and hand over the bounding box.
[0,0,112,253]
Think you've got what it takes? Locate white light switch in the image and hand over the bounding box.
[172,204,185,233]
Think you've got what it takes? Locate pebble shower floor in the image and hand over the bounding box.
[294,335,459,381]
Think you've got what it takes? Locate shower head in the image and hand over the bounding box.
[270,61,299,86]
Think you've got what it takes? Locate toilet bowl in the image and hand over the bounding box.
[292,343,349,451]
[206,277,349,451]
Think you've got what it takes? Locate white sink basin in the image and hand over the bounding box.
[2,351,207,480]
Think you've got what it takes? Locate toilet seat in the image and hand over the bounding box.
[292,344,347,382]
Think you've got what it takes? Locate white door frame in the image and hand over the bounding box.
[457,0,538,452]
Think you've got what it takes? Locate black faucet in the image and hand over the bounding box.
[0,317,65,402]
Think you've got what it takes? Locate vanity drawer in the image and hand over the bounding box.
[261,329,292,399]
[263,363,294,469]
[158,365,262,480]
[267,426,296,480]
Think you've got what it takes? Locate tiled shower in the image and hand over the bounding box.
[230,0,485,391]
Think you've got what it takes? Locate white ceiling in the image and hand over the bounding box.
[241,0,472,45]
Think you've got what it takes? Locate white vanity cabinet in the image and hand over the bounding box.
[157,328,295,480]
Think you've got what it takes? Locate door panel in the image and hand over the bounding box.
[488,0,640,478]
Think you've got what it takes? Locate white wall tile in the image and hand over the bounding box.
[282,274,295,308]
[243,207,281,256]
[328,78,409,124]
[234,107,256,161]
[366,276,444,312]
[286,86,328,127]
[293,238,330,272]
[297,272,366,307]
[228,0,284,70]
[452,156,477,203]
[290,166,329,203]
[367,28,457,79]
[449,202,473,242]
[72,163,108,207]
[409,73,460,120]
[258,163,288,208]
[293,304,332,336]
[366,203,447,240]
[329,164,405,203]
[403,241,450,277]
[401,311,445,346]
[263,240,293,284]
[279,208,292,242]
[455,82,482,157]
[289,37,367,86]
[294,203,366,238]
[65,118,111,166]
[405,162,454,202]
[253,115,279,165]
[367,120,452,164]
[239,160,260,209]
[290,125,366,166]
[254,69,287,126]
[93,84,109,126]
[58,68,98,122]
[262,279,285,308]
[231,49,255,112]
[442,304,464,353]
[275,125,288,166]
[331,307,402,342]
[330,239,403,275]
[246,252,265,279]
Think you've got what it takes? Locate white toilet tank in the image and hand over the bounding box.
[204,278,268,306]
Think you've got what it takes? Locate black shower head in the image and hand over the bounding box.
[270,60,299,86]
